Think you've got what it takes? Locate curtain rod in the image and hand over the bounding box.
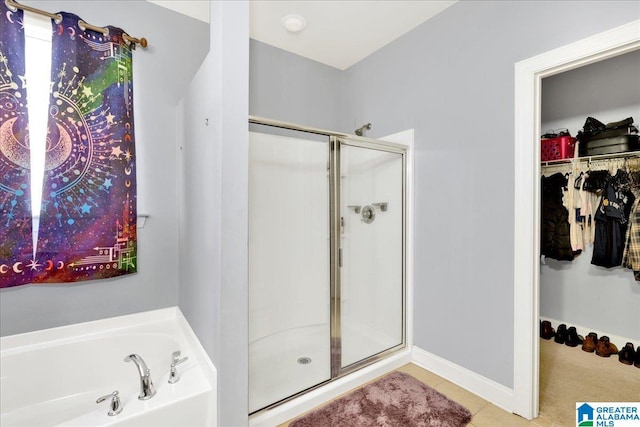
[5,0,148,49]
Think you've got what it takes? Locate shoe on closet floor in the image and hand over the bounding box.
[595,336,618,357]
[618,342,636,365]
[564,327,583,347]
[540,320,555,340]
[554,324,567,344]
[635,346,640,368]
[582,332,598,352]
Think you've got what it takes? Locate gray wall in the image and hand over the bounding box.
[540,51,640,340]
[0,1,209,336]
[250,1,640,389]
[179,2,249,427]
[342,0,640,388]
[250,39,344,130]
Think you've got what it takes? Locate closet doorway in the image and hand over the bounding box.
[538,50,640,426]
[513,20,640,420]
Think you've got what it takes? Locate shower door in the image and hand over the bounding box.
[334,140,405,372]
[248,129,331,414]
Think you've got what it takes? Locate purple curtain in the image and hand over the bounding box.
[0,2,35,286]
[1,8,137,287]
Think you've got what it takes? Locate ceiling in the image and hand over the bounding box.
[148,1,457,70]
[146,1,210,23]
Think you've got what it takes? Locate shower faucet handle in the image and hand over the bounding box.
[96,390,123,416]
[372,202,388,212]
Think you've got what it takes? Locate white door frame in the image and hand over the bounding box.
[513,20,640,419]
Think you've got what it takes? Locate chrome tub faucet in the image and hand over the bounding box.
[124,354,156,400]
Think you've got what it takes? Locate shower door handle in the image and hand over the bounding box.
[338,248,342,268]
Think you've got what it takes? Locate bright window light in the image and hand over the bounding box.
[24,12,52,253]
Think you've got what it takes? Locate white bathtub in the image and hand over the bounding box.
[0,307,216,426]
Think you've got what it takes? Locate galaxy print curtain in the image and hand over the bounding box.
[0,3,34,284]
[0,5,137,287]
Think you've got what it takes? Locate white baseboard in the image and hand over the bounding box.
[539,316,637,349]
[411,345,515,413]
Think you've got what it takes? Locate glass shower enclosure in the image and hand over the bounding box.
[248,118,406,414]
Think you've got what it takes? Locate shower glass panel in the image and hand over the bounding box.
[339,143,404,369]
[248,129,331,413]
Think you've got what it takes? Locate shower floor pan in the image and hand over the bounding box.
[249,322,399,413]
[249,324,330,413]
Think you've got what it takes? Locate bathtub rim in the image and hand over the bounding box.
[0,306,216,390]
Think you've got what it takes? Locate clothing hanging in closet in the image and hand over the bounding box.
[541,155,640,282]
[541,173,574,261]
[622,199,640,280]
[591,170,635,268]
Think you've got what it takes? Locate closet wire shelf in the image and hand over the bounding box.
[541,150,640,168]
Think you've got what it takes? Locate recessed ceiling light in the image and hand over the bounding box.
[281,14,307,33]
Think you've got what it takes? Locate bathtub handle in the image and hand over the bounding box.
[168,351,189,384]
[96,390,123,416]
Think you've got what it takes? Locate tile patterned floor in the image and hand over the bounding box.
[396,364,542,427]
[279,340,637,427]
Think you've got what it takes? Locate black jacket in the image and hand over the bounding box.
[541,173,574,261]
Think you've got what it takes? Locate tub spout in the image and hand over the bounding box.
[124,354,156,400]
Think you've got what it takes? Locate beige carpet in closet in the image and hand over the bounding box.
[539,338,640,426]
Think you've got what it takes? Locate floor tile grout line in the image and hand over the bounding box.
[470,401,491,416]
